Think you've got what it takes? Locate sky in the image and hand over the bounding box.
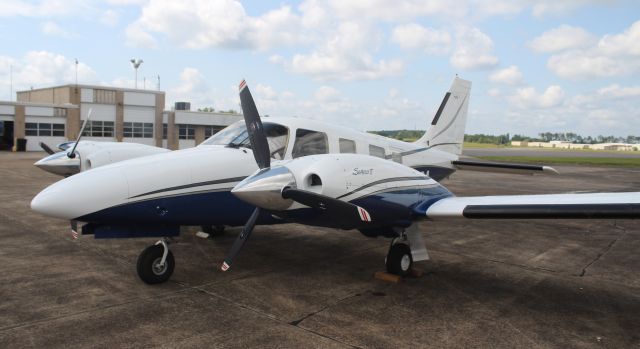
[0,0,639,137]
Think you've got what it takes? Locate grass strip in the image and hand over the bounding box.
[476,156,640,168]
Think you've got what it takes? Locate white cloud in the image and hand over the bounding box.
[0,0,92,17]
[596,84,640,98]
[528,25,596,53]
[489,65,523,85]
[487,88,501,97]
[126,0,305,50]
[100,9,119,26]
[546,20,640,79]
[255,84,278,100]
[391,23,451,54]
[314,86,340,101]
[125,22,157,49]
[325,0,458,21]
[0,51,98,93]
[508,85,565,109]
[531,0,608,17]
[41,21,77,39]
[282,21,404,80]
[168,67,211,106]
[450,27,499,70]
[106,0,149,5]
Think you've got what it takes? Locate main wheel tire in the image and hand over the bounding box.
[137,244,175,284]
[201,225,225,236]
[386,243,413,276]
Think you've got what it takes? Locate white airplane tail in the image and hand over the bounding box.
[415,77,472,155]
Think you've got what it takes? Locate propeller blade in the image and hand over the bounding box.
[238,80,270,169]
[67,108,92,159]
[220,207,261,271]
[39,142,56,155]
[70,220,79,239]
[282,188,374,228]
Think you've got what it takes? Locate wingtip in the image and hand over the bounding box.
[220,261,230,272]
[542,166,559,175]
[239,79,247,91]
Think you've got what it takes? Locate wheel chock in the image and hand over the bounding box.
[374,271,402,283]
[374,268,424,283]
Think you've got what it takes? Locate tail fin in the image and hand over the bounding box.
[415,77,472,155]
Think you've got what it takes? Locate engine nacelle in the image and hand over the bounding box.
[232,154,437,212]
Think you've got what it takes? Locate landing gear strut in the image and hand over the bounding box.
[137,238,175,284]
[385,224,429,276]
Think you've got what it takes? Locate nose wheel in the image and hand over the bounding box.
[137,239,175,284]
[386,241,413,276]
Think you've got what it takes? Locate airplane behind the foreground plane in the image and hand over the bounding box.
[35,110,169,176]
[30,78,638,285]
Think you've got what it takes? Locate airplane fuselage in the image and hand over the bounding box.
[32,117,459,235]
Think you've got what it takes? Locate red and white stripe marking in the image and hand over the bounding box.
[239,80,247,91]
[221,261,230,272]
[357,206,371,222]
[71,229,79,240]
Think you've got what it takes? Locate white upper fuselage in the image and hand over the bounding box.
[31,116,459,225]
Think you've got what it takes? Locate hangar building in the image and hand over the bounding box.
[0,84,241,151]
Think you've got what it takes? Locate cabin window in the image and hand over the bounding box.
[369,144,386,158]
[292,129,328,158]
[339,138,356,153]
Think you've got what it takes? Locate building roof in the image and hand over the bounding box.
[17,84,165,95]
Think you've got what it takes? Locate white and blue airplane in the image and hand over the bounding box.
[31,78,639,284]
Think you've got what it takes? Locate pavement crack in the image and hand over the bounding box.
[289,291,364,326]
[191,286,360,348]
[578,221,627,277]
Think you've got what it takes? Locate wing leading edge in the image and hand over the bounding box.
[422,192,640,220]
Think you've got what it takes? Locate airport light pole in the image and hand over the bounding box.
[9,64,12,101]
[130,58,143,89]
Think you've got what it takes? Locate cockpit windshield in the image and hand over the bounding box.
[200,120,290,160]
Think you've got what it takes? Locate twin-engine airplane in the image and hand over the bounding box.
[31,78,639,284]
[35,110,168,177]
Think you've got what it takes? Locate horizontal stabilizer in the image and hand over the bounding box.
[424,192,640,220]
[452,160,558,175]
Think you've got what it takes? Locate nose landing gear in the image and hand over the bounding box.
[137,238,175,284]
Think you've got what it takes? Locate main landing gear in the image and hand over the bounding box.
[385,224,430,276]
[137,238,175,284]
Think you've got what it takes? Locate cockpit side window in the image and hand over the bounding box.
[201,120,289,159]
[292,129,328,158]
[264,123,288,160]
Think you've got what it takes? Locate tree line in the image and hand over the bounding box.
[369,130,639,144]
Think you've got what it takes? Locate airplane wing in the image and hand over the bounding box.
[422,192,640,220]
[451,160,558,175]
